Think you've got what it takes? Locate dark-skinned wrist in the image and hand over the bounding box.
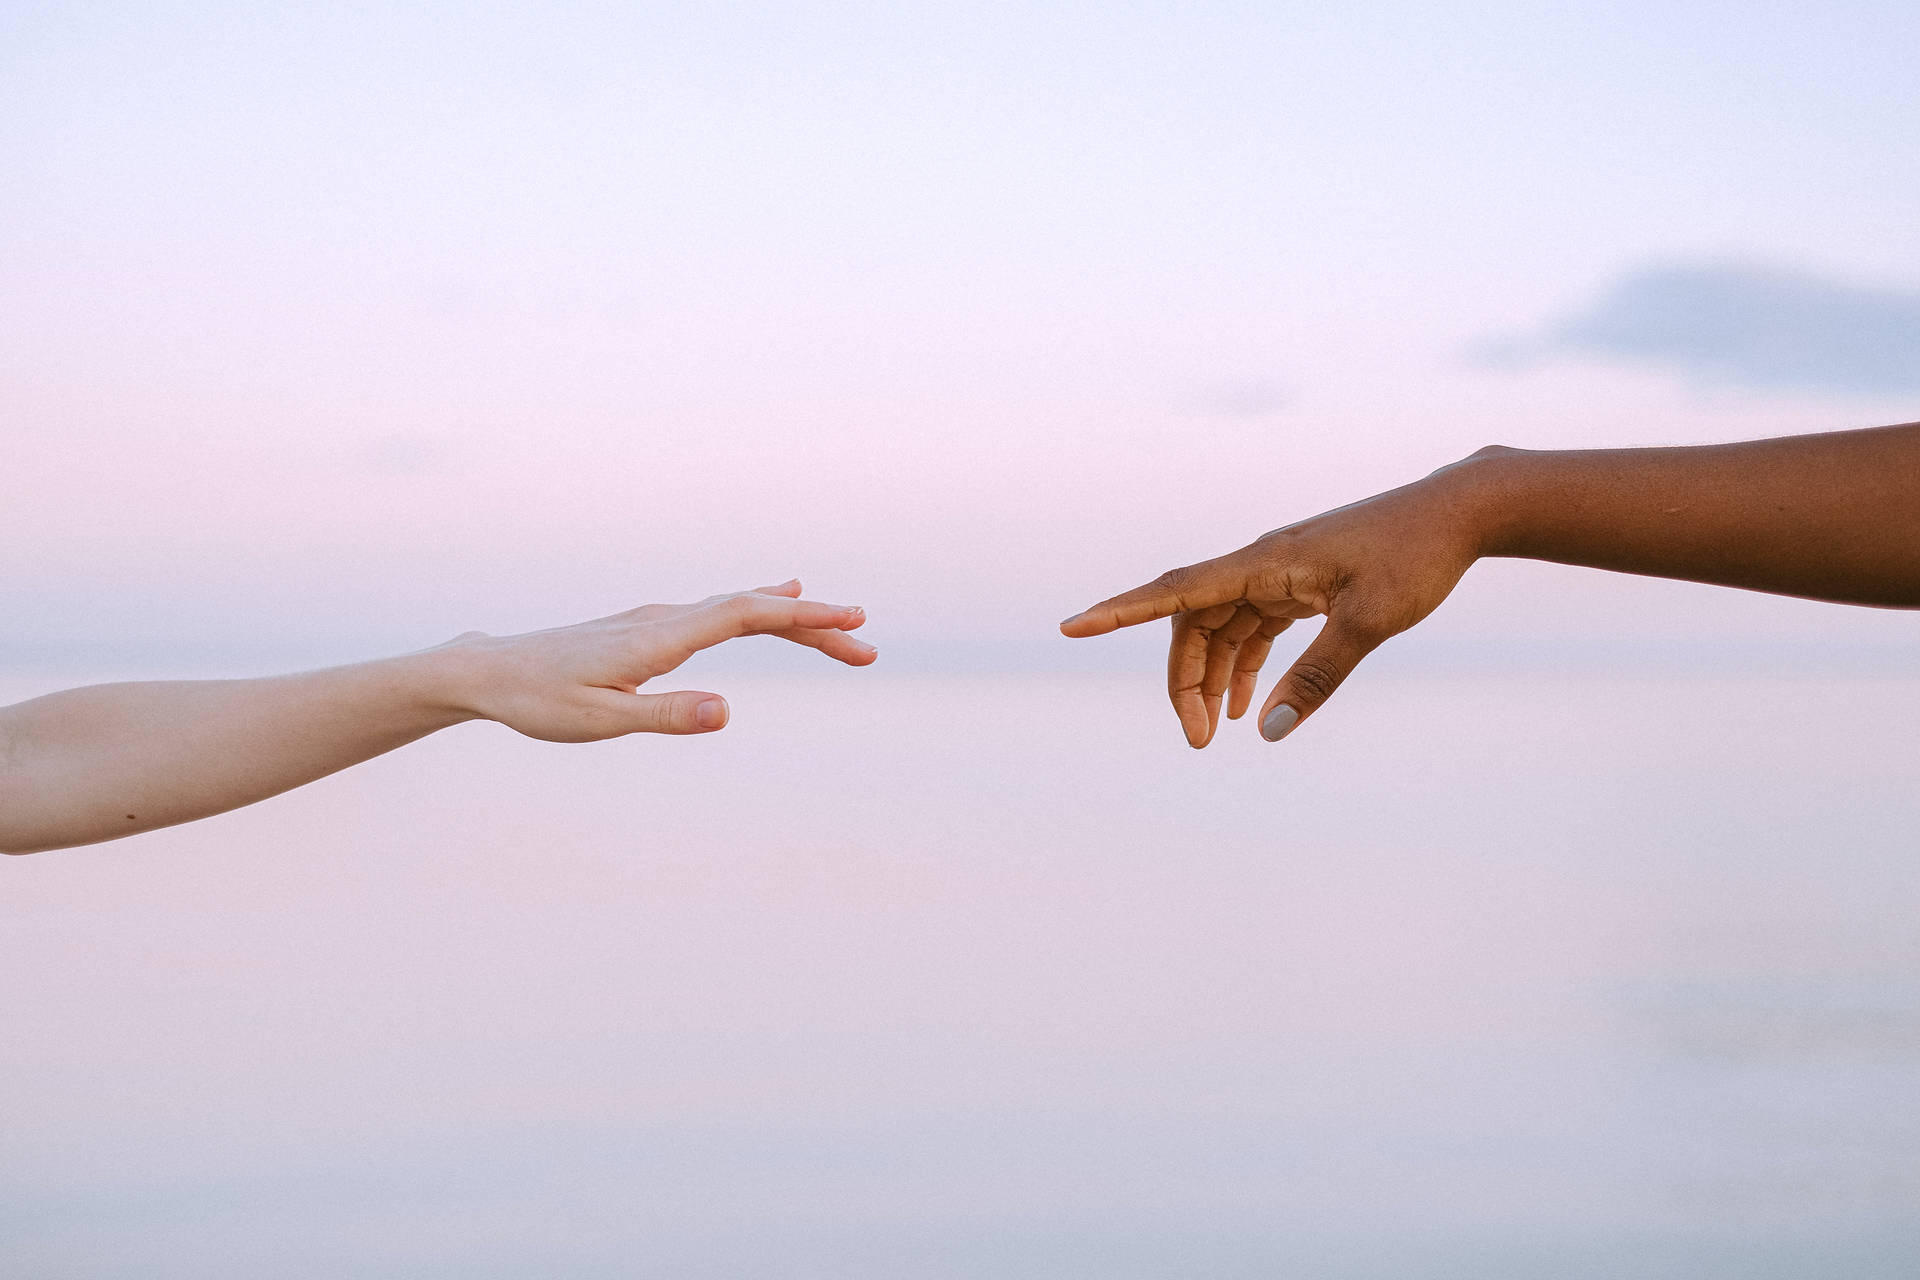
[1425,444,1534,562]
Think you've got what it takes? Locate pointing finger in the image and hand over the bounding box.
[1060,555,1249,638]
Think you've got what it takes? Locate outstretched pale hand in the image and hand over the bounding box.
[0,578,875,853]
[1059,475,1483,747]
[447,579,874,741]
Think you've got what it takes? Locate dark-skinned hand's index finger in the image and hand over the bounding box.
[1059,558,1244,638]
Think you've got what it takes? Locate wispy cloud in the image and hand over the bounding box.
[1490,264,1920,396]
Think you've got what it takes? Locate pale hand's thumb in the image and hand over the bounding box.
[622,690,730,736]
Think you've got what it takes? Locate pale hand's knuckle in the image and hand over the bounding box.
[575,703,623,738]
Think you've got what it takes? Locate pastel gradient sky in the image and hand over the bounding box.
[9,10,1920,1274]
[4,0,1918,669]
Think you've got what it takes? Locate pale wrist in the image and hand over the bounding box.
[386,642,492,728]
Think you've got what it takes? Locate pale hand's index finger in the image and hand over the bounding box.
[675,594,866,654]
[1059,556,1247,638]
[752,578,804,597]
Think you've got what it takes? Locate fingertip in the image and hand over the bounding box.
[695,696,729,731]
[834,635,879,665]
[1226,682,1252,720]
[1176,711,1209,750]
[1259,704,1299,743]
[838,605,866,630]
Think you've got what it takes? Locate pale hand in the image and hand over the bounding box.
[445,579,874,741]
[0,579,875,854]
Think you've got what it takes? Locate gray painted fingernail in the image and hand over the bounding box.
[1260,705,1299,742]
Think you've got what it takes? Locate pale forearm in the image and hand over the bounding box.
[1459,422,1920,607]
[0,582,872,854]
[0,652,470,854]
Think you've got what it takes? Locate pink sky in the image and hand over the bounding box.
[3,0,1917,671]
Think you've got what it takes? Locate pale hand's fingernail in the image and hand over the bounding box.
[1260,705,1299,742]
[695,698,728,730]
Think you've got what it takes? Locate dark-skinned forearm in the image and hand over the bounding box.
[1454,422,1920,607]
